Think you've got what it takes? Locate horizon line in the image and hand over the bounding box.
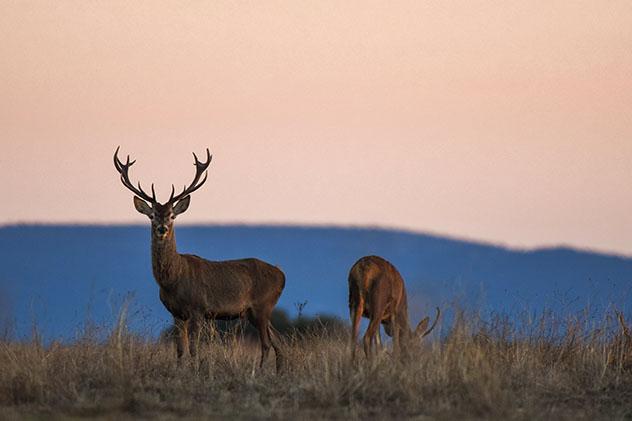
[1,220,630,259]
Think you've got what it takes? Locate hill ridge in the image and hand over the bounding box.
[1,224,631,339]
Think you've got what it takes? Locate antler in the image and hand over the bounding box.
[167,148,212,204]
[113,146,156,203]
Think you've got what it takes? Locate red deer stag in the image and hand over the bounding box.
[349,255,439,359]
[113,147,285,370]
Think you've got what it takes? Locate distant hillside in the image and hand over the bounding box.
[1,225,631,339]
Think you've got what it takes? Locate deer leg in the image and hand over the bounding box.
[188,317,200,359]
[350,297,364,361]
[375,326,382,349]
[249,309,272,368]
[364,280,387,359]
[258,325,272,369]
[363,316,381,359]
[174,318,189,360]
[267,323,284,373]
[390,315,401,357]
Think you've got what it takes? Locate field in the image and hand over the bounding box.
[1,307,631,420]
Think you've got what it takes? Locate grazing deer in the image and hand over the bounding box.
[348,255,439,359]
[113,147,285,369]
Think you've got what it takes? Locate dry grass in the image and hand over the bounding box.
[1,308,631,420]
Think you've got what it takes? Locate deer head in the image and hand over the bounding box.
[386,307,440,345]
[113,147,212,241]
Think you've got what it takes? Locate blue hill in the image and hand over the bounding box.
[0,225,630,339]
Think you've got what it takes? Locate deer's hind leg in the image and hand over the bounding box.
[350,293,364,361]
[248,307,273,369]
[267,323,284,373]
[363,278,389,359]
[363,316,382,359]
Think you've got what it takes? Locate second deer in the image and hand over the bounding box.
[348,255,440,359]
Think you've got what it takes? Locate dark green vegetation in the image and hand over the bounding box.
[1,307,630,420]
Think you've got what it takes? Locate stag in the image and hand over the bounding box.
[113,147,285,369]
[348,255,439,359]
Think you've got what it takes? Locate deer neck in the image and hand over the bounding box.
[395,312,413,341]
[395,298,414,342]
[151,228,181,286]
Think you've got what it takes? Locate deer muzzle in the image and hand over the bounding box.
[156,225,169,237]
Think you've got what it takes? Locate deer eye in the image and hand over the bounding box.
[149,214,154,220]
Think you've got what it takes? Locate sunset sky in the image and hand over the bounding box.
[1,1,631,254]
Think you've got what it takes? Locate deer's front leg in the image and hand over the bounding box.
[188,317,200,358]
[174,318,189,359]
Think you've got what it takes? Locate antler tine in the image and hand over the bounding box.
[113,147,156,203]
[192,148,212,169]
[113,146,123,171]
[135,181,155,203]
[168,149,212,204]
[168,184,176,203]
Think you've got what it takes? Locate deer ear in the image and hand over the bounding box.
[173,195,191,215]
[133,196,152,216]
[414,317,430,338]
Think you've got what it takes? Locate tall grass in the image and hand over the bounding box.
[0,305,630,419]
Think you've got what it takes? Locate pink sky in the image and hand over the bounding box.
[1,2,632,254]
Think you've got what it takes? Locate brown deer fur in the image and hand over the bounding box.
[115,148,285,370]
[348,255,439,359]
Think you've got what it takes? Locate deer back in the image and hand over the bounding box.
[159,255,285,320]
[348,255,407,323]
